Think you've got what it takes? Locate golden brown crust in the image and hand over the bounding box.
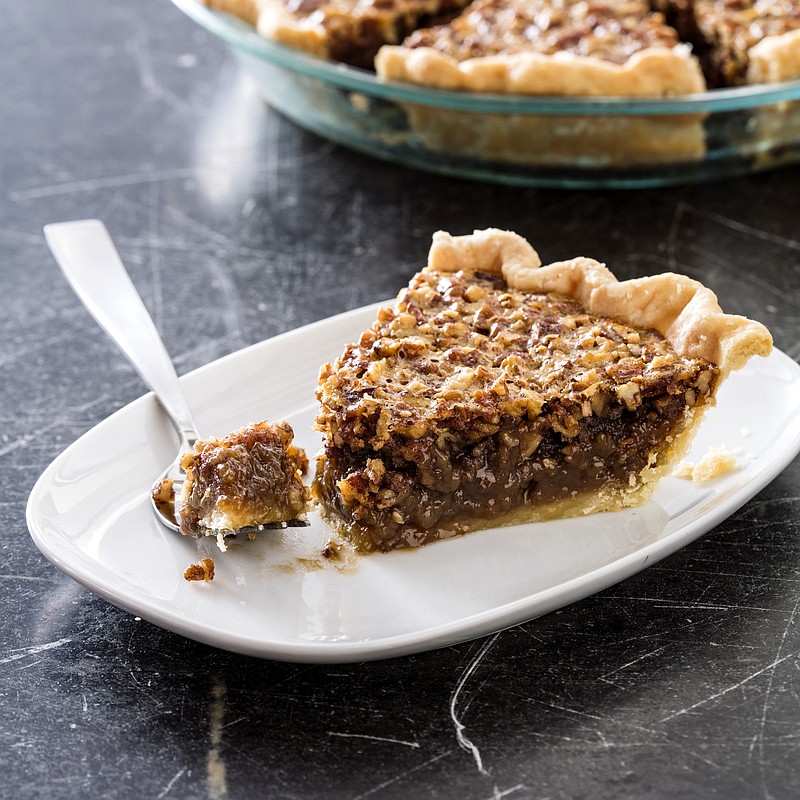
[389,105,706,166]
[204,0,261,26]
[206,0,329,57]
[749,29,800,83]
[376,44,707,96]
[429,229,772,376]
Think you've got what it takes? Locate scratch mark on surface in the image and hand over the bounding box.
[0,637,72,665]
[450,633,500,776]
[328,731,420,748]
[485,783,526,800]
[521,695,661,737]
[157,767,187,799]
[650,565,800,585]
[659,651,800,723]
[161,207,245,347]
[147,180,164,333]
[685,243,787,302]
[665,201,687,272]
[516,626,545,643]
[602,595,776,613]
[0,328,93,370]
[695,208,800,251]
[0,376,143,458]
[0,228,43,245]
[0,574,53,583]
[9,141,341,202]
[753,597,800,799]
[207,677,228,799]
[123,21,190,113]
[8,167,200,201]
[220,716,247,731]
[349,750,455,800]
[600,645,668,678]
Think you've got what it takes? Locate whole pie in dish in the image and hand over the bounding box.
[312,229,772,552]
[202,0,800,167]
[179,420,310,538]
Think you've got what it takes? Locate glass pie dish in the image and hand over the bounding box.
[171,0,800,188]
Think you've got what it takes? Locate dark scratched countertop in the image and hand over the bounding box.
[2,2,800,798]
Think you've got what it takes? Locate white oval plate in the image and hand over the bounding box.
[26,303,800,662]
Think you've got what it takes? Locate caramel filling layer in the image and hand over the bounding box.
[313,389,703,551]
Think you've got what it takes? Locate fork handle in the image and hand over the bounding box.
[44,219,199,447]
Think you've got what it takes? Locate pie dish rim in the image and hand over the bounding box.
[171,0,800,113]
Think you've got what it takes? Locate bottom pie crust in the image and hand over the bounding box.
[392,105,706,168]
[376,46,707,167]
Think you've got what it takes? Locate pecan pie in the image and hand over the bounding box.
[179,420,310,537]
[206,0,799,87]
[376,0,706,96]
[373,0,708,165]
[204,0,470,67]
[375,0,705,167]
[658,0,800,86]
[313,229,772,552]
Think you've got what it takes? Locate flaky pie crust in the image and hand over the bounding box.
[376,44,707,96]
[205,0,329,57]
[428,229,773,375]
[749,29,800,83]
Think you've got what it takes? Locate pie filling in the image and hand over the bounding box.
[318,0,471,67]
[314,390,709,551]
[313,258,723,552]
[402,0,682,65]
[179,421,309,536]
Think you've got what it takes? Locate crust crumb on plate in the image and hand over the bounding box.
[674,448,740,482]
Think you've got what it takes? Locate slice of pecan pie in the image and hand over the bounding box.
[205,0,471,68]
[375,0,707,95]
[179,420,310,538]
[657,0,800,86]
[313,229,772,552]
